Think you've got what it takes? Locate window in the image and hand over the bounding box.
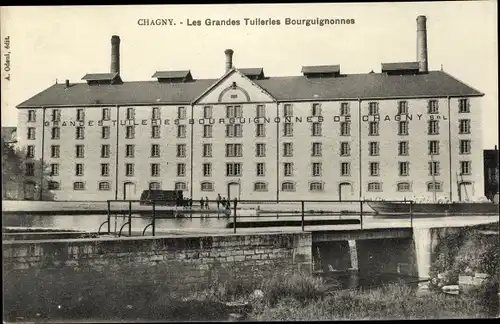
[312,142,322,156]
[125,126,135,139]
[459,119,471,134]
[429,140,440,155]
[398,101,408,115]
[312,163,322,176]
[48,181,60,190]
[125,144,134,158]
[312,103,322,116]
[152,107,161,120]
[367,182,382,192]
[226,124,242,137]
[283,123,293,136]
[201,181,214,191]
[151,163,160,177]
[369,122,379,136]
[203,163,212,177]
[99,181,111,191]
[203,106,212,119]
[459,99,470,113]
[102,108,111,121]
[226,144,243,157]
[283,142,293,157]
[459,140,471,154]
[284,163,293,176]
[254,182,268,192]
[368,102,379,116]
[341,162,350,176]
[76,127,85,140]
[398,121,409,136]
[76,109,85,122]
[101,163,109,177]
[226,163,242,176]
[428,100,439,114]
[256,143,266,157]
[282,182,295,192]
[203,144,212,157]
[203,125,212,138]
[28,110,36,122]
[226,105,242,118]
[340,142,350,156]
[340,103,350,116]
[398,141,409,156]
[27,145,35,158]
[427,181,442,192]
[101,126,110,139]
[151,144,160,157]
[310,182,324,191]
[178,107,186,119]
[101,144,110,158]
[50,164,59,176]
[340,122,351,136]
[369,162,379,176]
[369,142,379,156]
[151,125,160,138]
[25,163,34,176]
[397,182,411,192]
[125,163,134,176]
[256,105,265,118]
[177,144,186,157]
[51,127,60,140]
[283,104,293,117]
[175,182,186,191]
[460,161,471,175]
[399,162,409,176]
[75,163,84,176]
[312,122,322,136]
[177,125,186,138]
[429,161,440,176]
[51,145,60,158]
[177,163,186,177]
[126,108,135,120]
[76,145,85,158]
[52,109,61,122]
[73,182,85,191]
[235,105,242,118]
[27,127,36,140]
[428,120,439,135]
[149,182,161,190]
[256,163,265,176]
[256,123,266,137]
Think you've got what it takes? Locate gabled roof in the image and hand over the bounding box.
[239,68,264,77]
[381,62,420,72]
[152,70,192,79]
[81,73,119,81]
[301,65,340,74]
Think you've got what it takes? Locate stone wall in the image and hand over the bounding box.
[3,232,312,320]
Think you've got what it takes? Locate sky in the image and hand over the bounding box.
[0,2,498,149]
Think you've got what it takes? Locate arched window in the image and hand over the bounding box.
[367,182,382,192]
[174,182,186,191]
[149,182,161,190]
[99,181,111,191]
[48,181,60,190]
[309,182,324,191]
[427,181,442,192]
[397,182,411,192]
[281,181,295,192]
[201,181,214,192]
[254,182,268,192]
[73,182,85,191]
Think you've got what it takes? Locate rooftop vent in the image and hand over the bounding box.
[239,68,265,80]
[152,70,193,83]
[302,65,341,78]
[82,72,122,85]
[381,62,420,75]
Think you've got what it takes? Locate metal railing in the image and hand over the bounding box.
[97,199,415,237]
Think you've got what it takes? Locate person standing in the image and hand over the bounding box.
[199,197,204,210]
[216,193,222,209]
[205,197,209,210]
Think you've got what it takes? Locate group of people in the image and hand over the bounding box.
[177,193,238,211]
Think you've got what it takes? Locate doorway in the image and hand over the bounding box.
[339,182,353,201]
[23,181,36,200]
[123,182,136,200]
[458,181,473,201]
[227,182,241,201]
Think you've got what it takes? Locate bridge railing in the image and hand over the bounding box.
[99,199,414,236]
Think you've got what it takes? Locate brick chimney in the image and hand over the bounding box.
[224,49,234,73]
[417,15,428,73]
[111,35,120,75]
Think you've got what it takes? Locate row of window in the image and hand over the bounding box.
[34,160,473,178]
[26,119,472,141]
[26,99,472,123]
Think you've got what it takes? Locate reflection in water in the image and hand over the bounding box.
[319,271,420,290]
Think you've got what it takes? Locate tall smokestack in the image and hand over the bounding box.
[111,35,120,75]
[224,49,234,72]
[417,15,428,73]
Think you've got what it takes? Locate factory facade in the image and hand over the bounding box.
[16,16,485,202]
